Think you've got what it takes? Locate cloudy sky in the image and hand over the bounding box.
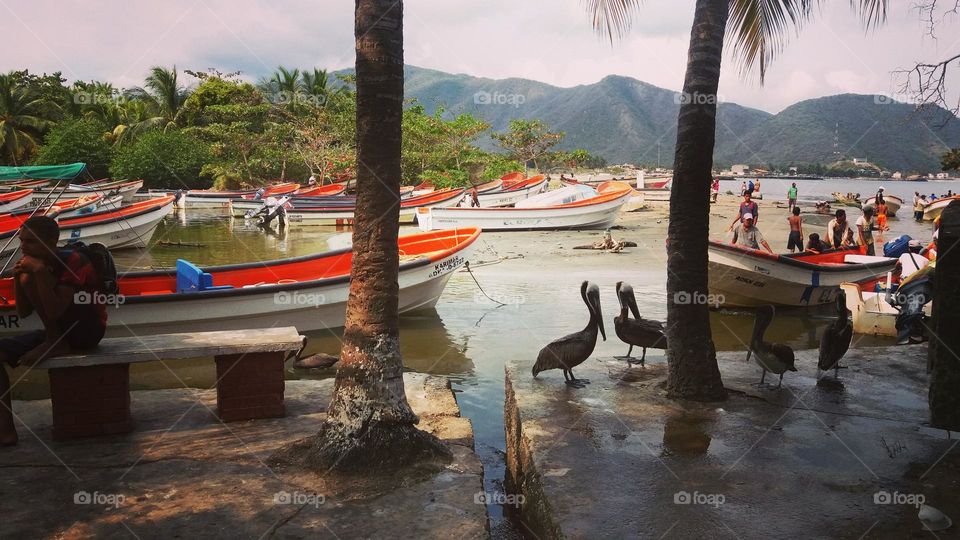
[2,0,958,113]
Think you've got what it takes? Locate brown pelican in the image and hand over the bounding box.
[614,282,667,365]
[818,291,853,379]
[532,281,605,387]
[745,305,797,389]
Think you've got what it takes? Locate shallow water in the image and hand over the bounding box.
[10,176,960,535]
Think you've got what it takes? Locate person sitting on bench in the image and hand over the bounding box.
[1,216,107,446]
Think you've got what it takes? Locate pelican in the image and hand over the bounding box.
[818,291,853,379]
[532,281,605,387]
[746,305,797,389]
[614,282,667,365]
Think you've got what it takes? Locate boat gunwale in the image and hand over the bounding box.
[708,241,897,273]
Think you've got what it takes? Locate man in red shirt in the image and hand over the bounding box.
[1,216,107,446]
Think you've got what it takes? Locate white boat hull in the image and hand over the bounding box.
[708,245,897,307]
[841,282,932,337]
[422,192,629,231]
[1,199,173,256]
[923,196,960,221]
[861,195,902,216]
[477,179,547,207]
[285,192,465,225]
[0,239,474,337]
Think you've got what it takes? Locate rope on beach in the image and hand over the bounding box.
[463,261,507,306]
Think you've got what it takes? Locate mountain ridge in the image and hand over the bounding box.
[335,65,960,172]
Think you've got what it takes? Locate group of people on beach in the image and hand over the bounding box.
[726,186,889,256]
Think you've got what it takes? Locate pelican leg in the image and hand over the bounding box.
[745,350,752,363]
[777,373,784,389]
[616,345,636,362]
[751,368,772,389]
[568,369,590,387]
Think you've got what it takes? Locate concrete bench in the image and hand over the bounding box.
[36,327,306,440]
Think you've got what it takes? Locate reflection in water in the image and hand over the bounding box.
[662,413,712,456]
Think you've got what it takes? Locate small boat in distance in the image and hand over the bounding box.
[861,194,903,216]
[477,175,548,207]
[285,188,466,225]
[184,182,300,208]
[0,189,34,214]
[923,195,960,221]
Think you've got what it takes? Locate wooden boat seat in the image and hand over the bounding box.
[35,327,306,440]
[176,259,233,293]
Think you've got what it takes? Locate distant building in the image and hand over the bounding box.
[892,171,902,179]
[853,158,868,165]
[936,172,950,179]
[788,167,798,174]
[731,164,749,175]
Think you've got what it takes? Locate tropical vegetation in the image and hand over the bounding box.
[0,65,599,190]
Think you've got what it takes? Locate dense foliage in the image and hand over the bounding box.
[2,65,604,188]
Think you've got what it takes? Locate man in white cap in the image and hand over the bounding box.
[730,212,773,252]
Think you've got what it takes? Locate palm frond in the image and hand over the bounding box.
[727,0,817,82]
[583,0,643,43]
[850,0,886,30]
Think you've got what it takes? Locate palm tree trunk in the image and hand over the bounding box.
[665,0,727,401]
[269,0,450,473]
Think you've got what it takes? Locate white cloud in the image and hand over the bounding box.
[1,0,957,113]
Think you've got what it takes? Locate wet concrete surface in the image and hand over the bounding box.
[505,345,959,539]
[1,375,487,539]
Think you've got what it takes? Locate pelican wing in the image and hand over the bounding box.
[818,319,853,371]
[533,331,596,374]
[618,318,668,349]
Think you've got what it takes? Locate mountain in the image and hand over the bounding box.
[337,65,960,172]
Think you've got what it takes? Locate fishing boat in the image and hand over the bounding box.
[30,179,144,204]
[0,227,480,337]
[0,196,175,256]
[0,190,34,214]
[500,172,526,189]
[0,179,50,191]
[597,181,645,211]
[293,183,347,197]
[418,187,631,231]
[184,182,300,208]
[707,242,898,307]
[471,178,504,194]
[923,195,960,221]
[861,194,903,216]
[840,281,932,337]
[42,194,123,218]
[831,192,862,207]
[285,188,466,225]
[477,175,548,207]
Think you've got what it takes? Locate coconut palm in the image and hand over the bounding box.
[270,0,449,472]
[587,0,887,401]
[0,72,56,165]
[140,65,190,127]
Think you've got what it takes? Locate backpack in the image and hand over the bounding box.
[65,241,119,295]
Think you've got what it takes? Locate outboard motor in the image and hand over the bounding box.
[890,265,935,345]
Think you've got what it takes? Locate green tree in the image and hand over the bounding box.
[139,66,190,127]
[943,148,960,171]
[588,0,887,401]
[0,72,58,164]
[491,119,564,170]
[110,130,209,189]
[34,118,112,178]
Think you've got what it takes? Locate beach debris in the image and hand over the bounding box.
[918,504,952,531]
[294,353,339,370]
[573,229,636,252]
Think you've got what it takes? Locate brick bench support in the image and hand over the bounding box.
[38,327,305,441]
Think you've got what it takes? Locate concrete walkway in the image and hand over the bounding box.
[1,374,487,539]
[506,345,958,539]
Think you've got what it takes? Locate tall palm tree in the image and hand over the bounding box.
[270,0,449,472]
[141,65,189,127]
[0,73,56,165]
[301,68,332,103]
[587,0,886,401]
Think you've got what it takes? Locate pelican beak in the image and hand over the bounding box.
[627,288,641,320]
[592,292,606,341]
